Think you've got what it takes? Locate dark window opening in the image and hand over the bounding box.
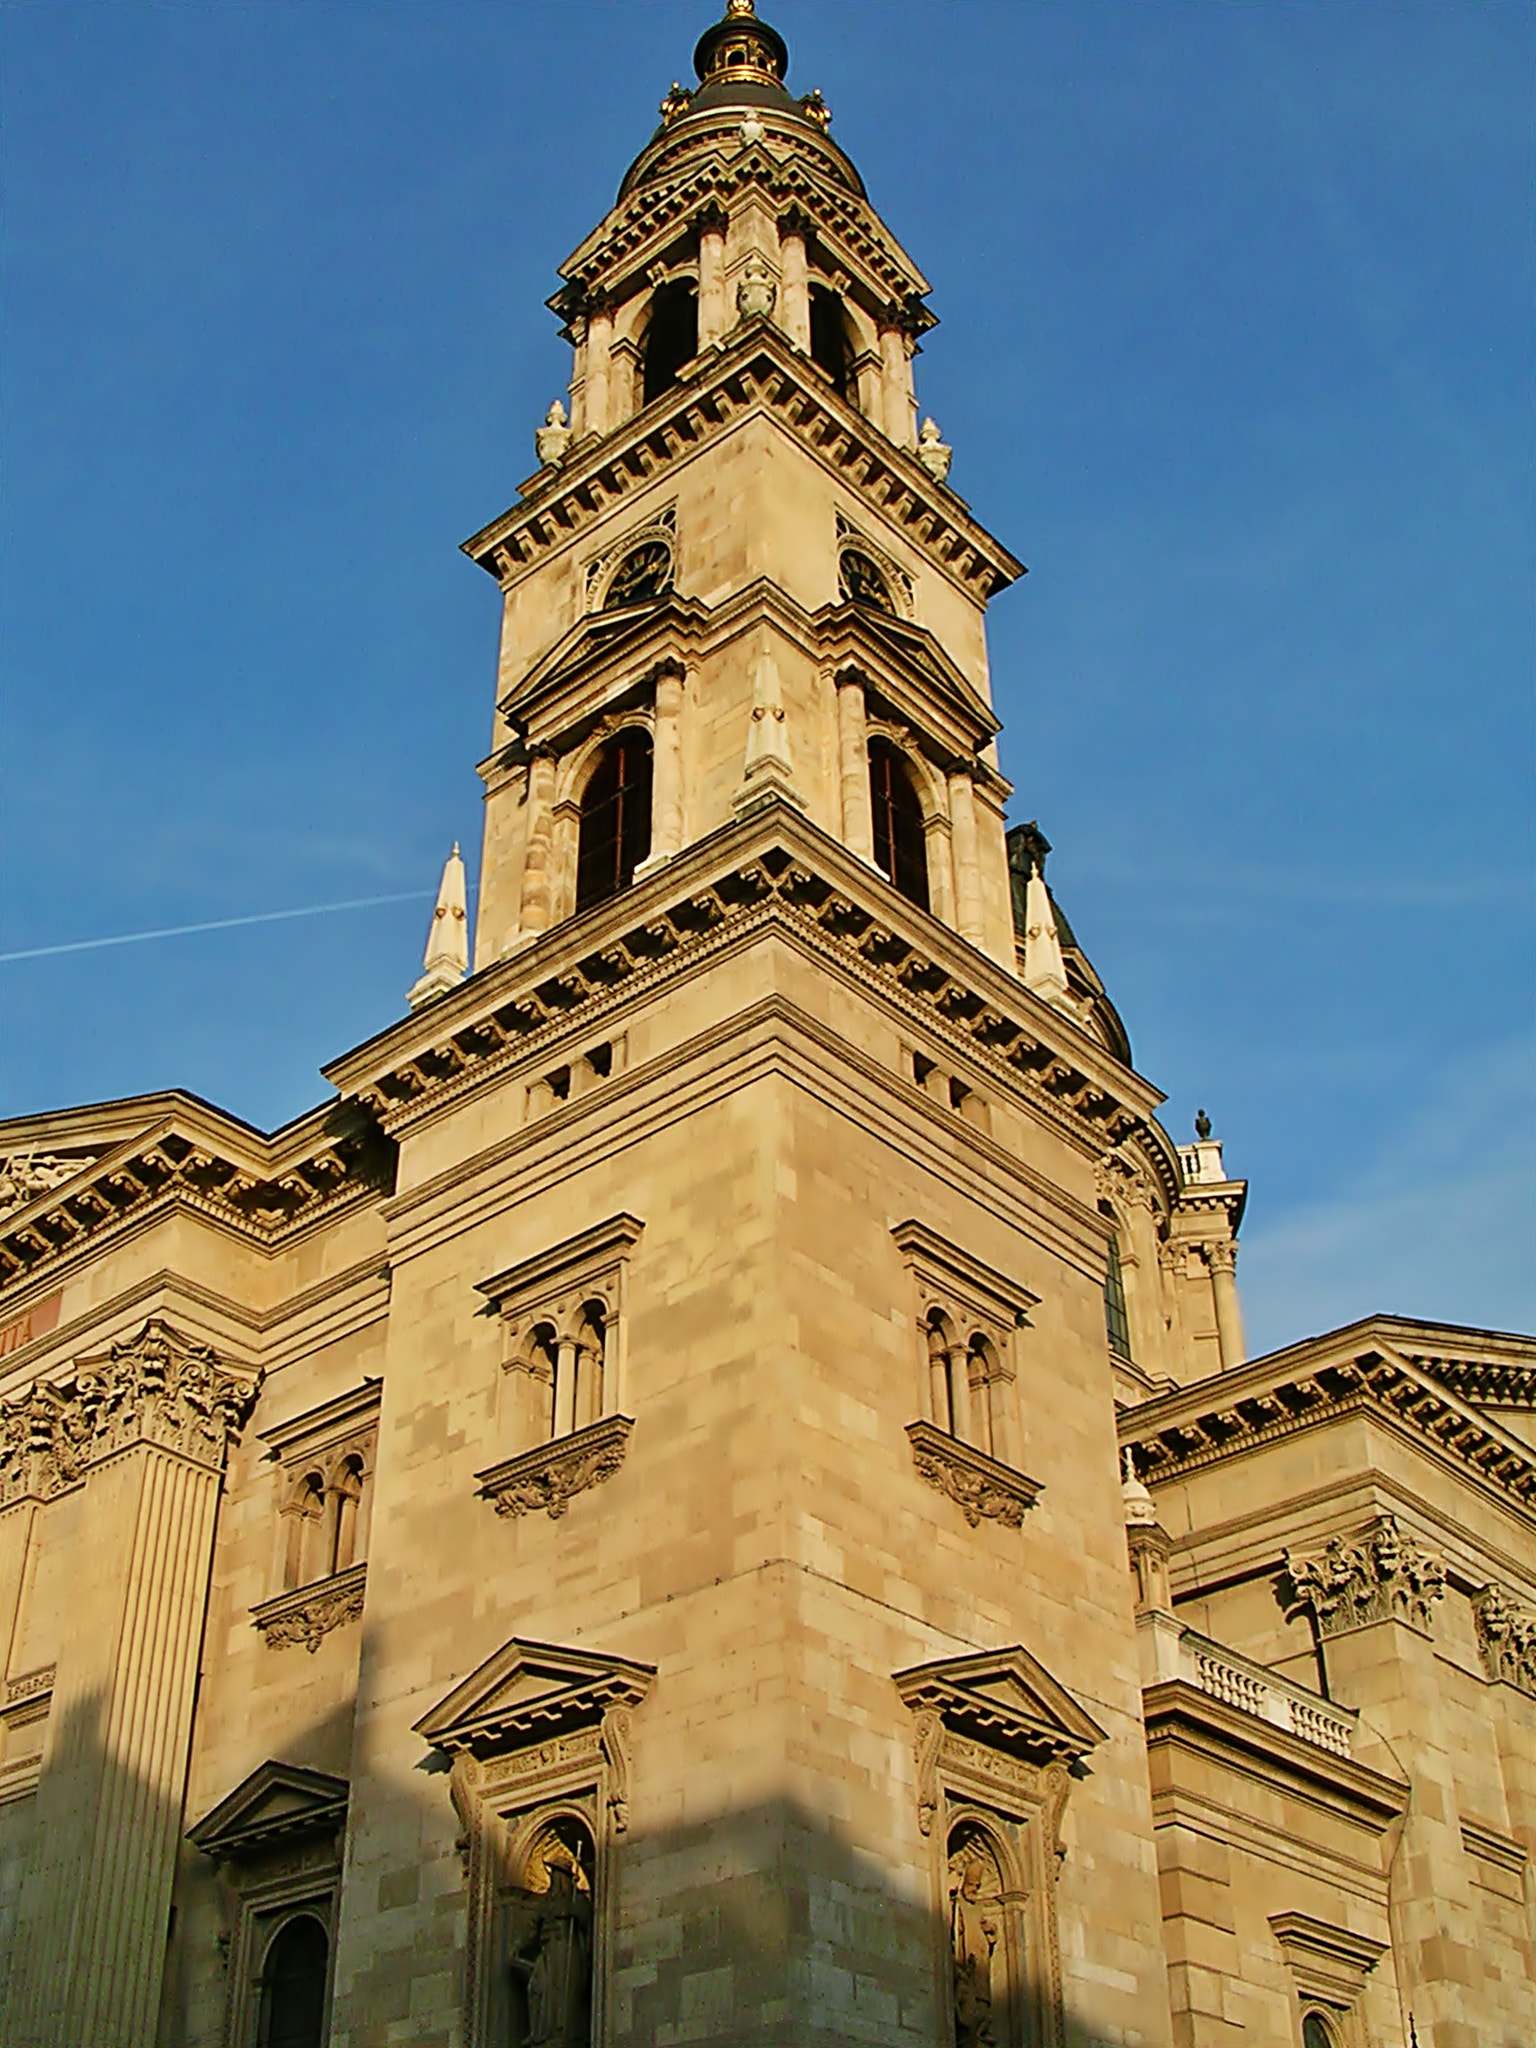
[839,547,895,613]
[575,730,654,913]
[643,282,698,405]
[1301,2020,1336,2048]
[868,739,929,910]
[809,286,851,399]
[258,1915,328,2048]
[1103,1226,1132,1361]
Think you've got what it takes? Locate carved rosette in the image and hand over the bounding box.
[1473,1584,1536,1695]
[476,1414,633,1520]
[906,1420,1041,1529]
[251,1561,367,1653]
[0,1317,260,1506]
[1284,1514,1446,1637]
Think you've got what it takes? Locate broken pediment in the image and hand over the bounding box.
[415,1636,655,1759]
[893,1645,1106,1766]
[188,1760,348,1863]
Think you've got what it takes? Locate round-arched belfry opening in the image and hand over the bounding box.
[868,736,929,909]
[575,728,654,912]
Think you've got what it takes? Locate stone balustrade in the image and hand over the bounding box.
[1179,1627,1355,1757]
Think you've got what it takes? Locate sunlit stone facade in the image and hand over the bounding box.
[0,8,1530,2046]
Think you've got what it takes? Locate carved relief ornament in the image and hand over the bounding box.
[251,1561,367,1654]
[1284,1515,1446,1638]
[905,1421,1040,1529]
[477,1413,634,1520]
[0,1317,260,1506]
[1472,1584,1536,1695]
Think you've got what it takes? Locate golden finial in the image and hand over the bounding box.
[726,0,757,15]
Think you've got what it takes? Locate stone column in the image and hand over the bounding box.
[697,211,729,347]
[946,1347,974,1446]
[879,322,914,449]
[835,673,874,862]
[1205,1241,1245,1368]
[553,1336,579,1440]
[518,749,558,938]
[853,349,884,425]
[4,1321,258,2048]
[638,663,685,874]
[777,214,811,353]
[583,301,615,438]
[947,769,986,947]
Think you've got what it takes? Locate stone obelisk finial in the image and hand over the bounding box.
[408,844,470,1010]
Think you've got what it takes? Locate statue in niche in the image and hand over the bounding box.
[503,1822,594,2048]
[948,1829,1004,2048]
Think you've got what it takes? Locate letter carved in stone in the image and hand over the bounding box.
[1473,1584,1536,1696]
[1284,1514,1446,1637]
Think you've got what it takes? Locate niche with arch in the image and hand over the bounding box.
[575,729,654,914]
[493,1813,597,2048]
[868,736,930,911]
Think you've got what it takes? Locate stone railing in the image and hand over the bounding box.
[1178,1628,1355,1758]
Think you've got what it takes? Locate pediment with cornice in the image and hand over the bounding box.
[415,1636,655,1759]
[0,1094,394,1305]
[188,1760,349,1864]
[1121,1323,1536,1516]
[893,1645,1106,1766]
[463,328,1021,608]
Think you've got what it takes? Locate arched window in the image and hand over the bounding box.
[257,1914,329,2048]
[1103,1230,1132,1361]
[328,1455,364,1576]
[868,739,929,910]
[809,285,851,398]
[643,282,698,405]
[575,730,653,913]
[284,1472,325,1590]
[1301,2018,1338,2048]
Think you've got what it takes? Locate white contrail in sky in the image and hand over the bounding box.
[0,890,436,966]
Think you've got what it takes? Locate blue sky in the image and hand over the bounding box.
[2,0,1531,1353]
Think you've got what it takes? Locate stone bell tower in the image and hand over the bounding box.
[322,6,1180,2044]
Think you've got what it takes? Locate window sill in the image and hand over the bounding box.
[906,1419,1042,1529]
[475,1413,634,1521]
[251,1561,367,1654]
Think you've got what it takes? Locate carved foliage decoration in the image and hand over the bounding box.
[0,1317,260,1506]
[1472,1584,1536,1695]
[478,1414,634,1521]
[251,1561,368,1654]
[1284,1515,1446,1638]
[895,1647,1104,2048]
[416,1636,654,2048]
[906,1421,1040,1529]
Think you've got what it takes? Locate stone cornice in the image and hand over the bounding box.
[892,1645,1105,1767]
[322,804,1163,1161]
[0,1101,394,1305]
[251,1562,367,1653]
[462,327,1022,608]
[0,1317,261,1504]
[1121,1336,1536,1517]
[1141,1680,1406,1831]
[475,1414,635,1521]
[188,1760,349,1863]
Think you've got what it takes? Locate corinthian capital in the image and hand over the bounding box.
[1473,1584,1536,1695]
[1284,1514,1445,1638]
[1203,1239,1239,1277]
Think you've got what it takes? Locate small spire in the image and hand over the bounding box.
[1021,858,1070,1009]
[408,845,470,1011]
[733,638,804,817]
[1121,1447,1158,1528]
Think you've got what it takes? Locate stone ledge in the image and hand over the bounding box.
[905,1418,1041,1528]
[251,1560,367,1653]
[476,1414,634,1520]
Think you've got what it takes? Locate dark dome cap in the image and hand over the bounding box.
[693,0,790,89]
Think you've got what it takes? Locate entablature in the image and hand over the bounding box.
[322,800,1163,1160]
[462,327,1021,609]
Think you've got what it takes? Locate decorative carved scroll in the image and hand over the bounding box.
[1284,1515,1445,1637]
[906,1420,1040,1528]
[0,1318,260,1506]
[476,1412,634,1519]
[251,1562,367,1653]
[1473,1584,1536,1695]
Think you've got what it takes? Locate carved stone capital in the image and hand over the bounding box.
[1473,1584,1536,1695]
[905,1419,1041,1529]
[251,1562,367,1653]
[1284,1515,1445,1638]
[1203,1239,1239,1277]
[476,1414,633,1520]
[0,1318,259,1504]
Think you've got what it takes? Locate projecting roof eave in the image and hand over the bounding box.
[460,324,1024,610]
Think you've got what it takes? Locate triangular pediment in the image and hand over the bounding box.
[415,1635,655,1758]
[188,1760,348,1862]
[893,1645,1106,1764]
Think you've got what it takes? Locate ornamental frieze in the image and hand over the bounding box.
[0,1318,261,1505]
[1472,1584,1536,1695]
[905,1420,1041,1529]
[1284,1515,1446,1638]
[475,1413,634,1520]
